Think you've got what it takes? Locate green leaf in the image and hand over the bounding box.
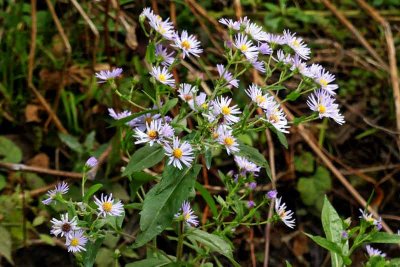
[285,261,293,267]
[58,133,83,154]
[321,196,347,267]
[129,171,157,201]
[204,149,213,170]
[270,126,288,149]
[133,165,201,248]
[123,145,165,176]
[294,151,314,173]
[0,174,6,191]
[305,234,343,255]
[160,98,178,116]
[195,182,218,218]
[0,136,22,163]
[367,232,400,243]
[126,258,171,267]
[145,42,156,63]
[82,237,105,267]
[83,184,103,203]
[285,91,301,101]
[293,115,309,125]
[297,167,331,208]
[95,248,115,267]
[39,234,55,246]
[187,229,233,259]
[236,140,271,179]
[0,226,13,264]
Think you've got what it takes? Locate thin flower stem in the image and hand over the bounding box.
[176,221,184,261]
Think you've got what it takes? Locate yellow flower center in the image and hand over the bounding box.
[319,78,328,87]
[292,39,300,48]
[173,148,183,159]
[318,104,326,114]
[279,210,286,218]
[201,103,208,109]
[256,95,266,104]
[148,130,158,140]
[184,95,193,101]
[212,132,219,139]
[184,213,191,221]
[269,114,279,123]
[157,25,166,34]
[367,217,375,223]
[158,74,166,82]
[181,40,191,50]
[240,44,248,52]
[221,106,231,115]
[70,238,79,247]
[224,137,234,146]
[102,202,113,212]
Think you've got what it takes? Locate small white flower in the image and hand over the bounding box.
[173,30,203,58]
[313,67,339,95]
[94,193,124,217]
[265,33,285,46]
[234,156,260,176]
[251,60,266,73]
[188,92,208,111]
[129,112,161,131]
[95,68,123,83]
[245,84,272,109]
[147,11,175,40]
[275,197,295,228]
[66,230,88,253]
[85,157,98,168]
[307,90,345,125]
[264,102,289,133]
[155,44,175,66]
[218,18,240,30]
[150,66,175,87]
[289,55,313,78]
[216,126,239,155]
[258,43,272,55]
[217,64,239,89]
[42,182,69,205]
[178,83,198,102]
[283,30,310,60]
[50,213,79,238]
[233,33,259,61]
[366,245,386,258]
[275,49,292,64]
[244,22,268,41]
[164,137,194,169]
[134,119,174,146]
[175,201,198,227]
[359,209,382,230]
[108,108,132,120]
[213,96,241,125]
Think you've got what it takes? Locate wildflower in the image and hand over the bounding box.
[217,126,240,155]
[359,209,382,230]
[251,60,266,73]
[265,33,285,46]
[264,102,290,133]
[164,137,194,169]
[173,30,203,58]
[85,157,98,168]
[66,230,88,253]
[266,190,278,199]
[258,43,272,55]
[245,84,271,109]
[134,119,173,146]
[95,68,123,83]
[178,83,197,102]
[146,10,175,40]
[188,92,208,111]
[307,90,345,125]
[247,200,256,208]
[275,49,292,64]
[108,108,131,120]
[129,112,161,131]
[42,181,69,205]
[155,44,175,66]
[289,55,312,78]
[366,245,386,258]
[233,33,259,61]
[275,197,296,228]
[176,201,198,227]
[234,156,261,176]
[248,182,257,190]
[283,30,310,60]
[313,67,339,95]
[50,213,79,238]
[218,18,240,30]
[244,22,268,41]
[94,193,124,217]
[216,64,239,88]
[341,231,349,239]
[150,66,175,87]
[213,96,241,125]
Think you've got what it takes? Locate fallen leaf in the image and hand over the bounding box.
[25,104,42,123]
[27,153,50,169]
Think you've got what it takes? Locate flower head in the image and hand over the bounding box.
[95,68,123,83]
[173,30,203,58]
[251,60,266,73]
[66,230,88,253]
[94,193,124,217]
[142,8,175,40]
[150,66,175,87]
[233,33,259,61]
[258,43,272,55]
[129,112,161,131]
[50,213,79,238]
[188,92,208,111]
[219,18,240,30]
[366,245,386,258]
[275,197,295,228]
[108,108,132,121]
[155,44,175,66]
[307,90,345,125]
[178,83,198,102]
[313,67,339,95]
[164,137,194,169]
[217,64,239,89]
[176,201,198,227]
[234,156,261,176]
[248,182,257,190]
[244,22,268,41]
[265,33,285,46]
[216,126,239,155]
[85,157,98,168]
[266,190,278,199]
[359,209,382,230]
[264,102,289,133]
[289,55,312,78]
[283,30,310,60]
[213,96,241,125]
[42,181,69,205]
[247,200,256,208]
[245,84,272,109]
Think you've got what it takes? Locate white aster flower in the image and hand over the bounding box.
[94,193,124,217]
[219,18,240,30]
[42,181,69,205]
[50,213,79,238]
[214,96,241,125]
[95,68,123,83]
[178,83,198,102]
[129,112,161,131]
[175,201,198,227]
[164,137,194,169]
[234,156,260,176]
[264,102,290,133]
[188,92,208,111]
[275,49,292,64]
[134,119,174,146]
[66,230,88,253]
[217,64,239,89]
[234,33,259,61]
[155,44,175,66]
[150,66,175,87]
[366,245,386,258]
[108,108,132,120]
[244,22,268,41]
[289,55,313,78]
[245,84,272,109]
[283,30,310,60]
[147,13,175,40]
[307,90,345,125]
[275,197,296,228]
[251,60,266,73]
[173,30,203,58]
[216,126,239,155]
[359,209,382,230]
[265,33,285,46]
[313,67,339,95]
[258,43,272,55]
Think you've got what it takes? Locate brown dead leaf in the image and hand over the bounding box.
[292,233,309,258]
[25,104,42,123]
[27,153,50,169]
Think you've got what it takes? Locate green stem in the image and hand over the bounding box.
[176,221,184,261]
